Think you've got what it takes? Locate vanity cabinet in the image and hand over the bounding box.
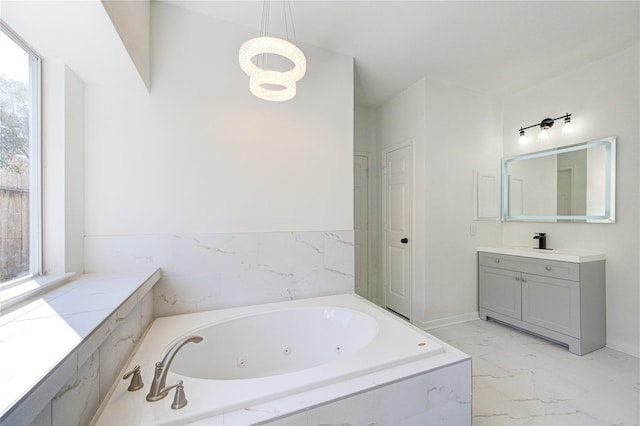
[478,250,605,355]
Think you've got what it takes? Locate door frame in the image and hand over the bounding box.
[380,139,414,321]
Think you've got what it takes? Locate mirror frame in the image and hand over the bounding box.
[502,136,616,223]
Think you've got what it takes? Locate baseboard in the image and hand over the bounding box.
[412,311,479,330]
[605,341,640,359]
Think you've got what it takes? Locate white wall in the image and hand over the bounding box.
[84,3,353,236]
[422,80,502,325]
[42,63,85,276]
[376,78,502,327]
[83,3,355,314]
[101,0,151,90]
[502,46,640,356]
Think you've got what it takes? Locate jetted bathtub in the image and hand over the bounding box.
[93,294,469,425]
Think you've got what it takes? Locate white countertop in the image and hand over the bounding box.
[477,246,606,263]
[0,268,161,421]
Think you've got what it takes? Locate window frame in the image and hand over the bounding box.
[0,20,43,289]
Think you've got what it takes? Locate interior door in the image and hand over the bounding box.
[384,144,412,318]
[354,155,369,298]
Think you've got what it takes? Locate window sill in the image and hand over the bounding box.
[0,273,77,314]
[0,267,161,423]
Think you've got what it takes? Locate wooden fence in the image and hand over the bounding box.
[0,168,30,283]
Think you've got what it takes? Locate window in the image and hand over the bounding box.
[0,22,41,287]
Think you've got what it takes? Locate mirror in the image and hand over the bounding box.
[502,137,616,223]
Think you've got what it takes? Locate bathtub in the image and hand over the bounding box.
[93,294,471,425]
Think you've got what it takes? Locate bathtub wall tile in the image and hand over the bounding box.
[257,232,321,280]
[170,233,258,277]
[256,359,472,426]
[29,402,51,426]
[77,295,138,367]
[323,231,355,276]
[306,374,429,425]
[83,235,172,272]
[140,290,154,333]
[51,353,100,426]
[98,304,141,400]
[85,231,355,317]
[426,361,472,424]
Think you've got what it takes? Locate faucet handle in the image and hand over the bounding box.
[157,380,187,409]
[171,381,188,410]
[122,365,144,391]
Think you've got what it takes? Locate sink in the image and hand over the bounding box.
[477,246,606,263]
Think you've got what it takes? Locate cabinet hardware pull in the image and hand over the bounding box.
[515,276,520,281]
[522,278,527,283]
[495,259,500,264]
[545,266,552,271]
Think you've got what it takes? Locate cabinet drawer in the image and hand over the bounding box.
[479,252,579,281]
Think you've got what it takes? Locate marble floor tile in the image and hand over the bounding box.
[429,320,640,425]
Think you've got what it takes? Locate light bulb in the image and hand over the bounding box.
[562,116,574,134]
[518,128,527,144]
[538,128,550,140]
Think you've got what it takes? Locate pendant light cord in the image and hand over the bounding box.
[285,0,299,46]
[259,0,270,68]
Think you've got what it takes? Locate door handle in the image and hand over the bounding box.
[401,238,408,244]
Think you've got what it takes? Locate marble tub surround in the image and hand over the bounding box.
[429,319,639,425]
[195,357,471,426]
[93,295,471,425]
[84,230,354,316]
[477,246,605,263]
[0,268,160,425]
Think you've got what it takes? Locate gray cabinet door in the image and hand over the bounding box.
[522,273,580,338]
[479,266,522,320]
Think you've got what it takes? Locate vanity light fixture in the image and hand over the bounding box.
[517,113,573,144]
[239,0,306,102]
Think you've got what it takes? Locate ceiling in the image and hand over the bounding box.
[161,0,639,108]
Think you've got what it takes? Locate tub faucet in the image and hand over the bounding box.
[533,233,547,249]
[146,335,203,402]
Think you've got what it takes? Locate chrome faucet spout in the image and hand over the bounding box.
[146,335,203,402]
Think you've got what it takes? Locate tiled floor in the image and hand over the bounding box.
[428,319,640,425]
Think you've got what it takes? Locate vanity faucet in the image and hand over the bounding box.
[533,232,547,249]
[146,335,203,402]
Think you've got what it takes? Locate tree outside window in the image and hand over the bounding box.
[0,25,37,284]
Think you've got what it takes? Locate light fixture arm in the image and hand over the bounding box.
[517,113,573,144]
[519,113,571,132]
